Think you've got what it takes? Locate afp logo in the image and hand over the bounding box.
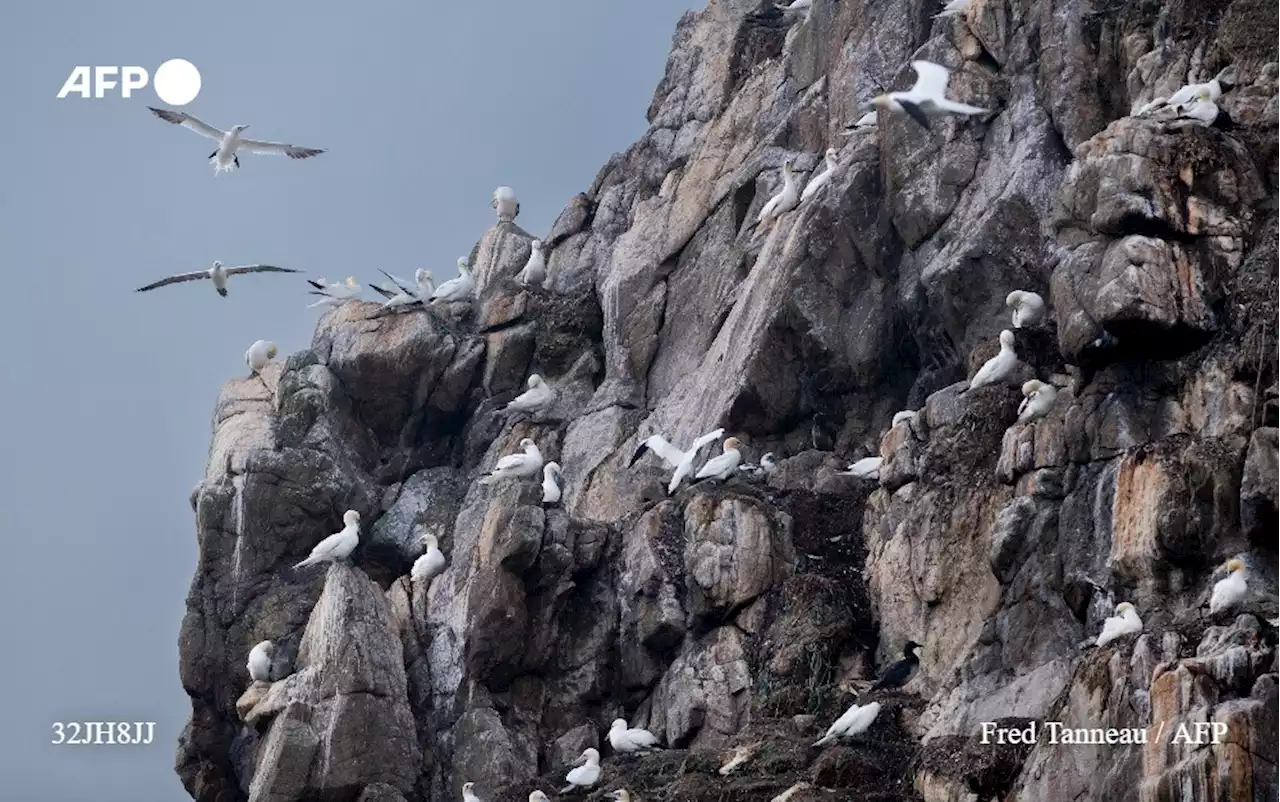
[57,58,201,105]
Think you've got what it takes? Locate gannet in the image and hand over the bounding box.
[694,437,743,483]
[964,330,1018,392]
[1176,89,1219,126]
[431,259,476,304]
[860,60,989,131]
[1006,290,1046,328]
[493,186,520,222]
[609,719,662,754]
[479,438,544,484]
[741,452,778,477]
[770,783,812,802]
[307,276,361,308]
[530,792,552,802]
[843,110,879,132]
[561,748,602,793]
[1210,559,1248,615]
[934,0,971,18]
[812,701,882,746]
[1165,66,1237,108]
[503,374,556,415]
[247,640,275,683]
[780,0,813,16]
[1017,380,1058,423]
[136,260,300,297]
[606,791,631,802]
[629,427,726,495]
[147,107,324,174]
[1094,602,1143,647]
[869,641,921,692]
[840,456,882,480]
[519,240,547,286]
[461,782,481,802]
[293,510,360,570]
[755,159,800,231]
[245,340,278,376]
[718,743,758,775]
[542,462,563,504]
[892,410,917,427]
[800,149,840,204]
[411,533,447,587]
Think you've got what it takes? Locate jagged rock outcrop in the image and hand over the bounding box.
[176,1,1278,801]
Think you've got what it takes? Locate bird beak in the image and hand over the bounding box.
[573,754,587,766]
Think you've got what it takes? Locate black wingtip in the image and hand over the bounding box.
[217,288,228,297]
[628,444,648,468]
[899,100,931,131]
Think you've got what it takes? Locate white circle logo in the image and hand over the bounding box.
[153,59,201,106]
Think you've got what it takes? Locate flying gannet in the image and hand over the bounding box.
[147,107,324,174]
[307,277,361,308]
[841,456,882,480]
[503,374,557,416]
[561,748,602,793]
[934,0,971,18]
[136,260,300,297]
[247,640,275,683]
[1017,380,1058,424]
[293,510,360,570]
[519,240,547,286]
[245,340,278,375]
[1094,602,1143,647]
[493,186,520,222]
[411,533,447,588]
[1006,290,1046,328]
[741,452,778,477]
[800,148,840,204]
[860,60,989,131]
[462,782,481,802]
[756,159,800,232]
[868,641,921,693]
[542,462,563,504]
[694,437,744,484]
[609,718,663,754]
[1210,559,1248,615]
[813,701,882,746]
[479,438,544,485]
[964,330,1018,392]
[629,427,726,495]
[431,259,476,305]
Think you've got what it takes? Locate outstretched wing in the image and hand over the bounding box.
[148,107,225,140]
[379,269,415,295]
[368,283,396,299]
[909,60,951,99]
[224,265,300,277]
[898,99,932,130]
[690,427,726,456]
[236,138,326,159]
[645,436,687,468]
[136,270,210,292]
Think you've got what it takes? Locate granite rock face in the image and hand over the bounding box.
[176,1,1277,801]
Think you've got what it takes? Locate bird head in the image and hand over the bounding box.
[999,329,1016,348]
[1115,602,1135,614]
[232,124,249,133]
[1226,558,1245,573]
[1005,290,1022,307]
[343,510,361,526]
[545,461,562,476]
[528,374,543,387]
[723,437,742,452]
[575,748,599,766]
[260,640,276,655]
[761,452,777,462]
[610,718,627,731]
[421,532,438,548]
[529,792,551,802]
[903,640,922,655]
[457,257,470,272]
[782,158,794,173]
[212,260,223,268]
[860,96,889,113]
[607,791,631,802]
[531,239,542,250]
[1020,379,1043,397]
[519,438,537,450]
[462,782,475,794]
[266,343,279,359]
[824,147,839,162]
[415,268,432,284]
[344,276,358,288]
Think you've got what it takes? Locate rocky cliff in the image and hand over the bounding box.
[175,1,1280,801]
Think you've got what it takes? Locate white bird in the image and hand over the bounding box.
[770,783,812,802]
[411,533,447,587]
[1017,380,1059,423]
[479,438,544,485]
[1210,559,1248,615]
[136,260,300,297]
[293,510,360,570]
[147,107,324,174]
[741,452,778,477]
[629,427,725,495]
[461,782,481,802]
[529,792,552,802]
[493,186,520,222]
[755,159,800,231]
[519,240,547,286]
[892,410,917,427]
[1094,602,1143,647]
[840,456,882,480]
[431,259,476,305]
[934,0,971,18]
[561,748,602,793]
[860,60,989,130]
[800,148,840,203]
[606,791,632,802]
[503,374,557,416]
[306,276,361,309]
[694,437,744,483]
[780,0,813,18]
[245,340,278,375]
[844,111,879,132]
[609,718,662,754]
[542,462,563,504]
[964,330,1019,392]
[1165,66,1237,108]
[812,701,882,746]
[1176,89,1219,126]
[1006,290,1046,328]
[247,640,275,683]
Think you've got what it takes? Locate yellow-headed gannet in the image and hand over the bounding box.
[519,240,547,286]
[542,462,563,504]
[493,186,520,222]
[1005,290,1046,328]
[964,330,1018,392]
[462,782,481,802]
[479,438,544,484]
[695,437,744,483]
[411,533,447,587]
[136,260,299,297]
[293,510,360,570]
[606,791,632,802]
[755,159,800,231]
[1016,380,1058,423]
[630,427,726,495]
[609,718,662,753]
[307,276,361,308]
[841,456,882,480]
[245,340,278,375]
[1176,88,1219,126]
[504,374,556,415]
[147,107,324,174]
[561,748,602,793]
[529,792,552,802]
[800,148,840,203]
[1210,559,1248,615]
[770,783,812,802]
[370,268,434,308]
[1166,66,1237,107]
[934,0,971,18]
[860,60,989,131]
[1094,602,1143,647]
[247,640,275,683]
[813,701,882,746]
[431,259,476,304]
[741,452,778,477]
[892,410,917,427]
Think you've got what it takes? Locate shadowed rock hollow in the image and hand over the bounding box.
[175,1,1279,801]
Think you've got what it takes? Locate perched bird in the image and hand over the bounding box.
[411,533,447,587]
[1176,89,1219,126]
[780,0,813,16]
[840,456,882,480]
[293,510,361,570]
[503,374,557,416]
[630,427,726,495]
[529,792,552,802]
[431,259,476,305]
[891,410,917,427]
[247,640,275,683]
[307,276,361,309]
[934,0,971,18]
[812,701,882,747]
[462,782,481,802]
[800,148,840,204]
[609,718,662,754]
[493,186,520,222]
[136,260,299,297]
[868,640,922,692]
[1017,380,1059,424]
[542,462,564,505]
[370,268,434,311]
[843,110,879,132]
[1094,602,1143,647]
[755,159,800,231]
[1210,559,1248,615]
[741,452,778,477]
[479,439,544,484]
[606,791,632,802]
[1005,290,1046,328]
[561,748,602,793]
[860,60,989,130]
[147,107,324,174]
[694,437,743,484]
[964,330,1019,392]
[1165,65,1238,108]
[519,240,547,286]
[245,340,278,375]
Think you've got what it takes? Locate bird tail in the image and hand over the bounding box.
[812,734,834,748]
[293,556,316,570]
[478,474,496,486]
[217,288,228,298]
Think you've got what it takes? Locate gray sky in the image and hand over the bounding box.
[0,3,693,798]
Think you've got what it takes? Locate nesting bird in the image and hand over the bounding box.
[1017,380,1059,424]
[606,791,632,802]
[1175,88,1219,126]
[1006,290,1046,328]
[479,439,544,484]
[964,330,1019,392]
[629,427,725,495]
[693,437,743,484]
[1210,559,1248,615]
[247,640,275,683]
[812,701,882,746]
[519,240,547,286]
[1165,66,1238,108]
[542,462,564,504]
[755,159,800,231]
[741,452,778,477]
[147,107,325,174]
[371,268,434,310]
[561,747,602,793]
[293,510,361,570]
[462,782,481,802]
[860,60,989,130]
[307,276,361,308]
[503,374,557,416]
[799,148,840,203]
[492,186,520,221]
[1094,602,1143,647]
[245,340,278,375]
[136,260,300,297]
[411,533,447,588]
[609,718,662,754]
[841,456,882,480]
[430,259,476,305]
